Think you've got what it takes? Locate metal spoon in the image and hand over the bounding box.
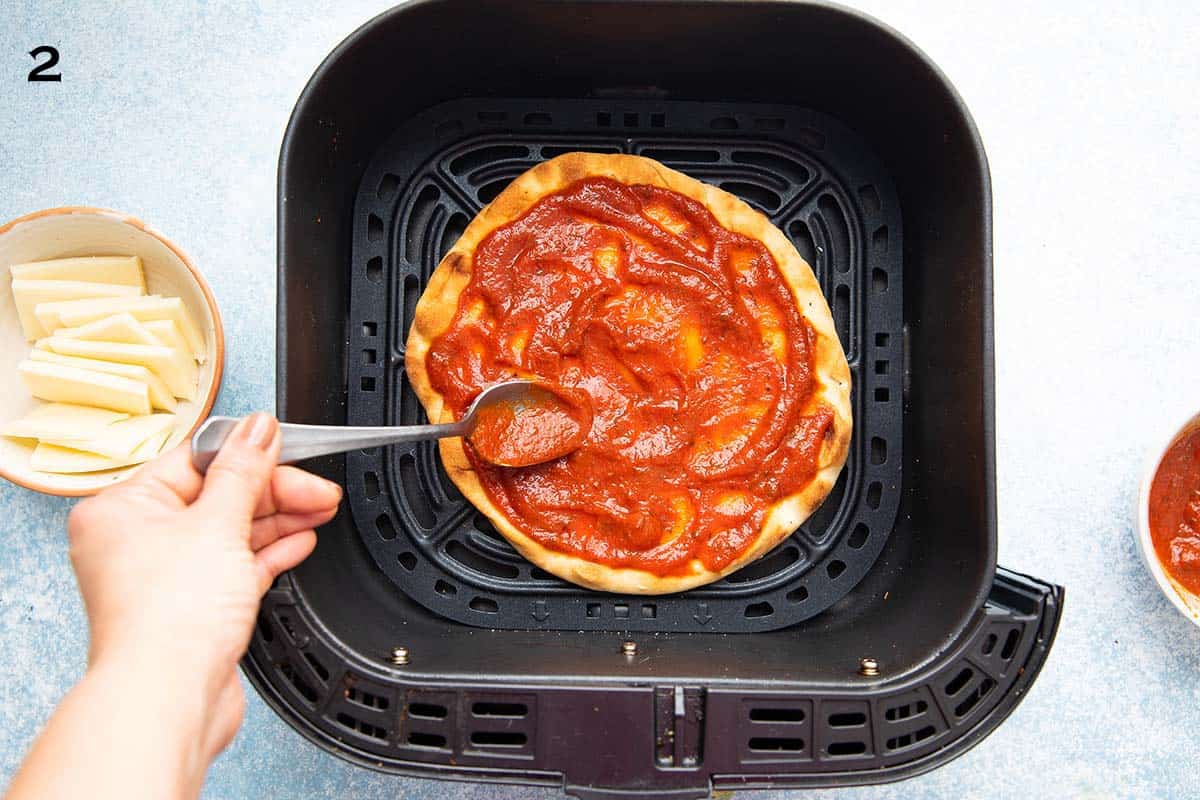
[190,379,557,473]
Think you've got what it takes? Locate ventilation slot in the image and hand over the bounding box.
[278,662,318,704]
[749,707,805,723]
[640,147,721,164]
[858,185,881,214]
[367,214,383,243]
[749,737,804,752]
[945,667,974,697]
[407,731,447,749]
[720,181,781,212]
[710,115,738,130]
[650,112,666,128]
[744,601,774,618]
[446,540,520,579]
[788,219,817,268]
[847,524,869,549]
[885,700,928,721]
[363,471,380,500]
[614,603,630,618]
[256,613,274,642]
[401,273,419,335]
[477,178,511,204]
[366,256,382,283]
[731,150,810,185]
[346,687,389,710]
[476,111,506,124]
[955,678,996,718]
[408,702,448,719]
[375,513,397,541]
[803,472,845,539]
[472,701,528,718]
[833,285,850,345]
[641,604,657,619]
[725,545,799,583]
[434,579,457,597]
[826,740,867,757]
[361,349,376,365]
[399,452,435,528]
[754,117,785,131]
[870,437,887,465]
[786,585,809,603]
[586,602,601,618]
[397,373,419,426]
[469,596,499,614]
[1001,628,1021,660]
[875,387,889,402]
[377,173,400,202]
[982,633,998,656]
[826,559,846,579]
[360,376,376,392]
[873,225,889,253]
[542,143,621,159]
[439,213,468,260]
[470,731,527,747]
[622,112,638,127]
[886,725,936,752]
[303,651,330,682]
[828,712,866,728]
[403,185,440,264]
[818,195,850,273]
[434,458,463,504]
[398,552,417,571]
[872,267,888,293]
[362,321,376,337]
[448,145,530,176]
[596,111,612,127]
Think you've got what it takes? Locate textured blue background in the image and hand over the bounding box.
[2,2,1198,798]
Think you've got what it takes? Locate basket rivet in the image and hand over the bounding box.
[859,656,880,677]
[621,640,638,657]
[390,646,410,666]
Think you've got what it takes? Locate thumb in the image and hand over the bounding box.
[196,412,281,530]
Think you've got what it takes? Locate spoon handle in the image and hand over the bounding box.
[191,417,470,473]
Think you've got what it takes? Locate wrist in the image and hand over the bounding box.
[83,652,218,795]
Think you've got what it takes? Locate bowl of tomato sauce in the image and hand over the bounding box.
[1140,410,1200,625]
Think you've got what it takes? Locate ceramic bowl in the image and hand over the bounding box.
[1137,408,1200,626]
[0,207,223,495]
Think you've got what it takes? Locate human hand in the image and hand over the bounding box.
[65,413,340,772]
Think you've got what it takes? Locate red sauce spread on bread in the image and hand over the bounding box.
[425,177,834,575]
[1148,425,1200,597]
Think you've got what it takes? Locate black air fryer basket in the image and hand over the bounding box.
[259,2,1064,797]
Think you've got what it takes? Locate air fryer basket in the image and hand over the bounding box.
[261,2,1063,797]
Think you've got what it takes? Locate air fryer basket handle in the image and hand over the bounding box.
[560,567,1063,800]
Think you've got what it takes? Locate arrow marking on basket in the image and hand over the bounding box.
[693,603,712,625]
[531,599,549,621]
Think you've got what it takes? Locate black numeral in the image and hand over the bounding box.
[28,46,61,82]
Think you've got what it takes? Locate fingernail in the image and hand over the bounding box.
[324,478,343,501]
[243,412,277,449]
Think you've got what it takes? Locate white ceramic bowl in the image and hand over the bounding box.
[0,207,224,496]
[1137,408,1200,626]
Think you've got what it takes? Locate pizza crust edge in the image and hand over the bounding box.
[404,152,852,595]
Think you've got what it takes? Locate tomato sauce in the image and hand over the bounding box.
[1148,425,1200,597]
[425,177,834,576]
[468,384,592,467]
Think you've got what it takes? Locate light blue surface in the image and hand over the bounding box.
[2,2,1198,798]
